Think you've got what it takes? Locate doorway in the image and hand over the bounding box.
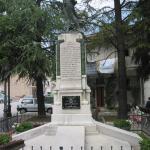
[96,87,104,107]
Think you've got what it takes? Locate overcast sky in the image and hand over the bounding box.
[77,0,114,9]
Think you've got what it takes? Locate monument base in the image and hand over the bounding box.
[51,104,93,124]
[51,114,93,125]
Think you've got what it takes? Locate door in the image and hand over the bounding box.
[96,87,104,107]
[22,98,34,111]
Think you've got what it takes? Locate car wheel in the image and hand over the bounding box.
[47,108,52,114]
[20,109,26,114]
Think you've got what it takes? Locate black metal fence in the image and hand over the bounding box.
[0,113,37,132]
[129,112,150,136]
[18,145,140,150]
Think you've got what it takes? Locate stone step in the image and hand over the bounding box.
[85,125,99,135]
[86,131,99,135]
[44,126,57,136]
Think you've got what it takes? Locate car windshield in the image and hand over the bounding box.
[22,99,33,104]
[23,95,33,98]
[0,94,4,98]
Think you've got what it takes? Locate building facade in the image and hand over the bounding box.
[86,46,149,110]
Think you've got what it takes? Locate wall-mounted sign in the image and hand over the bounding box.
[62,96,80,109]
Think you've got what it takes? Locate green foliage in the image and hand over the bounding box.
[0,0,63,81]
[140,134,150,150]
[15,122,33,133]
[0,134,11,145]
[113,119,131,130]
[105,76,118,109]
[132,0,150,80]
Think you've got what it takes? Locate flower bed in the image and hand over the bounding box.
[0,133,24,150]
[0,139,24,150]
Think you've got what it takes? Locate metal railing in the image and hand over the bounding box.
[0,113,38,132]
[18,145,141,150]
[129,112,150,136]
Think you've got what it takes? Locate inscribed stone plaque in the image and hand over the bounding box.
[60,41,81,79]
[62,96,80,109]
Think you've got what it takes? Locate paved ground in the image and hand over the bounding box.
[86,134,131,150]
[19,125,134,150]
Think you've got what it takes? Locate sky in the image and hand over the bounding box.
[59,0,114,9]
[77,0,114,9]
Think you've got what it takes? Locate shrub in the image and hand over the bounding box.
[0,134,11,145]
[15,122,33,132]
[140,134,150,150]
[140,138,150,150]
[113,119,131,130]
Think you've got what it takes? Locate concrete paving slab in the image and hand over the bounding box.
[86,134,131,150]
[23,126,85,150]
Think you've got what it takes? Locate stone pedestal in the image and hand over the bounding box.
[51,32,92,124]
[13,32,141,150]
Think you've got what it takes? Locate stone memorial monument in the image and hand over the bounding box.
[13,33,141,150]
[52,32,92,124]
[13,1,141,149]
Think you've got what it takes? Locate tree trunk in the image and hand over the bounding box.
[35,0,46,117]
[114,0,128,119]
[36,77,46,117]
[7,76,12,117]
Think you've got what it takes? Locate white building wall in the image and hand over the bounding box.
[144,79,150,104]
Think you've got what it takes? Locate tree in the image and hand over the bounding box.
[0,0,63,117]
[133,0,150,80]
[114,0,128,119]
[84,0,137,118]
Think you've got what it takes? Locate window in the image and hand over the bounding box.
[22,99,33,104]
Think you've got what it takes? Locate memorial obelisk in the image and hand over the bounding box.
[52,32,92,124]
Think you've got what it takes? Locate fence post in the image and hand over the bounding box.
[31,146,33,150]
[17,112,19,123]
[40,146,42,150]
[81,146,83,150]
[100,146,103,150]
[50,146,52,150]
[59,146,63,150]
[111,146,113,150]
[91,146,93,150]
[71,146,73,150]
[120,146,123,150]
[131,146,133,150]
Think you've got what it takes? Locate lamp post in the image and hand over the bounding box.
[7,76,12,117]
[3,80,9,131]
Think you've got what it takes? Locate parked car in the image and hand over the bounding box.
[0,93,4,103]
[0,93,12,103]
[17,98,53,114]
[19,95,33,103]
